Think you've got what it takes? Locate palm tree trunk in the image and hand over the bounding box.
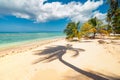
[93,32,96,39]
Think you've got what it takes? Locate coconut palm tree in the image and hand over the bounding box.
[107,0,120,34]
[88,17,99,38]
[80,20,108,39]
[113,8,120,34]
[80,22,95,38]
[64,22,81,41]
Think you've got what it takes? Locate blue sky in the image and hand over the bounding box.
[0,0,108,32]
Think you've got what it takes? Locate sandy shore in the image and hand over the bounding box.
[0,38,120,80]
[0,38,63,57]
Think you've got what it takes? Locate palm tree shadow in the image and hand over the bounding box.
[32,44,109,80]
[33,44,83,63]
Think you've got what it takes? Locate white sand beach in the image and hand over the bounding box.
[0,38,120,80]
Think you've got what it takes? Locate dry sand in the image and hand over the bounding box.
[0,38,120,80]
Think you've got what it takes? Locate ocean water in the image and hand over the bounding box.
[0,32,65,48]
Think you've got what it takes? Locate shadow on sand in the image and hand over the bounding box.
[33,44,112,80]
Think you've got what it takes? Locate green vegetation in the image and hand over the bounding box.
[88,17,98,38]
[64,0,120,40]
[80,17,108,39]
[64,22,81,41]
[80,22,94,38]
[64,17,109,40]
[107,0,120,34]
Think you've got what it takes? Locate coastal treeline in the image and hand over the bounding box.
[64,0,120,41]
[107,0,120,34]
[64,17,108,40]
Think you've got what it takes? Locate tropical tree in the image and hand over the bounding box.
[98,25,109,38]
[113,8,120,33]
[64,22,81,41]
[80,22,109,38]
[88,17,101,38]
[80,22,95,38]
[107,0,120,34]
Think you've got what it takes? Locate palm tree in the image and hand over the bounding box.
[106,0,120,34]
[80,22,95,38]
[80,20,108,39]
[64,22,81,41]
[113,8,120,34]
[88,17,99,38]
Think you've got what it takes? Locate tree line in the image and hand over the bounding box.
[64,0,120,41]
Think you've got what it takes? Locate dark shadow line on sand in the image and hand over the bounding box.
[33,45,109,80]
[58,51,108,80]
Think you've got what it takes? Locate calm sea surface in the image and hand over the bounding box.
[0,32,65,48]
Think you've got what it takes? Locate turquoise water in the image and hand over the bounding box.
[0,32,65,48]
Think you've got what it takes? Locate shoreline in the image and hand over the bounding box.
[0,38,120,80]
[0,37,64,58]
[0,35,65,48]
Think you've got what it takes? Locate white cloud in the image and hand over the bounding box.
[93,11,106,20]
[0,0,104,23]
[93,11,107,24]
[12,12,30,19]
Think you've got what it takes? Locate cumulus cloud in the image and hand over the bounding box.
[93,11,107,24]
[93,11,106,20]
[0,0,104,23]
